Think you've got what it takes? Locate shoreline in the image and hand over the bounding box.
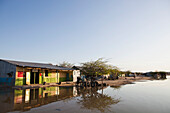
[0,77,153,90]
[97,77,153,87]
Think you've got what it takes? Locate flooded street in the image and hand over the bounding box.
[1,77,170,113]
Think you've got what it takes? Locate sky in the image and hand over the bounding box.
[0,0,170,72]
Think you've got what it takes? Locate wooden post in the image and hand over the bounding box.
[22,66,26,85]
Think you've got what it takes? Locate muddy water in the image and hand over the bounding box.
[0,77,170,113]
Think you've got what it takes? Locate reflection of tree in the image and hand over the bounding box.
[77,87,120,112]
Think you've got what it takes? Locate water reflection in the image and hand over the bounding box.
[14,87,76,112]
[0,87,75,113]
[0,86,119,113]
[77,87,120,112]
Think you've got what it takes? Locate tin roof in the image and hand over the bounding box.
[0,59,74,70]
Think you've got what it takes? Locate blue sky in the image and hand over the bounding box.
[0,0,170,72]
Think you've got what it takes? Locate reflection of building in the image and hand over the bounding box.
[0,59,80,86]
[0,89,14,113]
[73,86,77,96]
[0,86,114,113]
[12,87,77,111]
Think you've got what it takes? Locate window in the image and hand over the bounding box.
[45,70,48,77]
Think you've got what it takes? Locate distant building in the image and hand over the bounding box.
[0,59,79,86]
[145,72,167,79]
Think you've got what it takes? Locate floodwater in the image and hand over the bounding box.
[0,77,170,113]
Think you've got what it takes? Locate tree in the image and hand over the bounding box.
[124,70,131,77]
[59,61,74,68]
[108,66,120,79]
[81,58,119,83]
[81,58,109,79]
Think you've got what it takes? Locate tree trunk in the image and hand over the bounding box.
[102,75,103,88]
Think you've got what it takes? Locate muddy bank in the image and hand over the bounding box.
[97,77,153,87]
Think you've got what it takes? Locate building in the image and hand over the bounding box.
[72,66,113,80]
[145,72,167,79]
[0,59,79,86]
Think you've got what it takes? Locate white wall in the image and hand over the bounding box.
[73,70,80,82]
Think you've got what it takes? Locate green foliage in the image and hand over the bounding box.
[81,58,119,78]
[59,61,74,68]
[125,70,131,75]
[120,70,131,76]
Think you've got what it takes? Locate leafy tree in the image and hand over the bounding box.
[59,61,74,68]
[81,58,119,81]
[81,58,109,78]
[124,70,131,76]
[108,66,120,79]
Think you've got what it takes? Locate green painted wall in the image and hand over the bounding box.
[44,77,57,83]
[45,87,56,91]
[15,78,26,86]
[43,72,59,83]
[59,74,73,82]
[70,75,73,81]
[15,71,72,85]
[39,73,43,84]
[59,77,66,82]
[15,90,23,97]
[39,88,43,96]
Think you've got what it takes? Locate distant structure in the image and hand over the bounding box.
[144,72,167,79]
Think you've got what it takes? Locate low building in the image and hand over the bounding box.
[0,59,79,86]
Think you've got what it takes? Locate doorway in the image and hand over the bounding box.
[35,72,39,84]
[66,73,69,81]
[30,72,39,84]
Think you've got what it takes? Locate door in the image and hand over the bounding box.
[35,72,39,84]
[66,73,69,81]
[30,72,34,84]
[30,72,39,84]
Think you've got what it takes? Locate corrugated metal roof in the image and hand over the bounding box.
[0,59,74,70]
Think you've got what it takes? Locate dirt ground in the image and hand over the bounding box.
[97,77,153,87]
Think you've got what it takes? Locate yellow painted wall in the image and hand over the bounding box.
[26,72,30,85]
